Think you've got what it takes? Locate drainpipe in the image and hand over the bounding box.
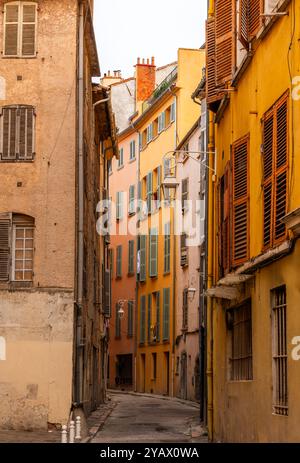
[75,0,84,406]
[135,129,141,392]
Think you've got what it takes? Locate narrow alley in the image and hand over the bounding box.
[91,393,207,444]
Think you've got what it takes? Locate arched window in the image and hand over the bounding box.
[4,2,37,57]
[0,105,36,161]
[0,213,35,282]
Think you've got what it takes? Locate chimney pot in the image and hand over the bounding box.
[147,58,149,65]
[108,70,111,76]
[142,58,145,64]
[151,57,155,66]
[137,57,140,65]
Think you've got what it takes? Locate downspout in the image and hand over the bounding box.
[134,129,141,392]
[75,0,84,406]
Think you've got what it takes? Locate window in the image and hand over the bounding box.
[115,303,121,338]
[129,185,135,215]
[146,172,153,214]
[108,160,112,175]
[139,235,147,282]
[140,295,146,344]
[0,105,35,161]
[128,300,134,337]
[232,135,249,266]
[181,178,189,213]
[164,222,171,274]
[129,140,136,160]
[219,164,230,277]
[170,102,176,122]
[104,269,111,317]
[272,286,288,416]
[155,291,160,342]
[116,245,122,278]
[263,93,288,250]
[4,2,37,57]
[0,213,34,283]
[155,165,162,207]
[239,0,262,48]
[128,240,134,275]
[228,300,253,381]
[151,353,157,380]
[149,228,158,278]
[116,191,124,220]
[182,288,188,330]
[148,294,152,342]
[158,112,166,133]
[163,288,170,341]
[118,148,124,168]
[146,123,153,143]
[180,233,188,267]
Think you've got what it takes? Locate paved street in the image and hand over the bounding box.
[92,393,208,444]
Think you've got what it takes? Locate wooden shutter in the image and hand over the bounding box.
[116,192,123,220]
[19,106,35,159]
[140,295,146,344]
[22,4,36,56]
[104,270,111,317]
[157,165,161,204]
[146,172,153,214]
[219,163,231,275]
[181,178,189,212]
[156,292,160,342]
[129,185,135,215]
[239,0,249,48]
[139,235,146,282]
[148,294,152,342]
[206,18,218,104]
[116,245,122,277]
[180,233,188,267]
[128,240,134,275]
[274,97,288,243]
[0,213,11,281]
[263,112,274,249]
[115,303,121,338]
[232,136,249,266]
[163,288,170,341]
[182,289,188,330]
[149,229,158,277]
[4,3,19,56]
[249,0,262,39]
[128,301,133,337]
[215,0,235,85]
[164,222,170,273]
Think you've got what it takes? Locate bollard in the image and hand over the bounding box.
[75,416,81,442]
[69,420,75,443]
[61,425,68,443]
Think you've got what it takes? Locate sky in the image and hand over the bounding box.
[94,0,207,79]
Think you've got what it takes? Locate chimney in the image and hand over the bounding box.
[135,56,156,103]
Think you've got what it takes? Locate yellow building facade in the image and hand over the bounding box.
[206,0,300,442]
[134,48,204,395]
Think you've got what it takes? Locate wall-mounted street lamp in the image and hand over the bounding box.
[117,300,126,319]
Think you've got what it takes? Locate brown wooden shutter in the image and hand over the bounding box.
[22,4,36,56]
[219,163,231,276]
[215,0,235,85]
[206,18,218,104]
[4,4,19,56]
[232,136,249,266]
[19,106,35,160]
[180,233,188,267]
[239,0,249,48]
[0,213,11,281]
[104,270,111,317]
[274,96,288,243]
[249,0,262,39]
[1,107,17,160]
[263,111,274,249]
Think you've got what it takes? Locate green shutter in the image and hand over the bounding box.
[116,303,121,337]
[182,178,189,212]
[116,245,122,278]
[157,166,161,205]
[163,288,170,341]
[140,235,147,282]
[146,172,153,214]
[116,192,123,220]
[130,140,136,160]
[128,240,134,275]
[156,291,160,342]
[148,294,152,342]
[129,185,135,215]
[164,222,171,274]
[149,228,158,277]
[140,295,146,344]
[128,301,133,337]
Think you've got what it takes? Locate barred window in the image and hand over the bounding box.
[228,300,253,381]
[0,105,35,161]
[272,286,288,416]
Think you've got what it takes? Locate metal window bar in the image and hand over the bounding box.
[230,302,253,381]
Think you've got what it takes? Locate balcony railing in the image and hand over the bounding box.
[142,66,178,113]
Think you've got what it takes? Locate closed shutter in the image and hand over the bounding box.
[1,107,17,160]
[104,270,111,317]
[149,228,158,277]
[116,245,122,278]
[181,178,189,212]
[4,3,19,56]
[128,301,133,337]
[232,136,249,266]
[139,235,146,282]
[206,18,218,104]
[220,163,231,274]
[249,0,262,39]
[129,185,135,215]
[116,192,123,220]
[263,112,274,248]
[128,240,134,275]
[164,222,171,273]
[180,233,188,267]
[163,288,170,341]
[19,106,35,159]
[157,165,162,204]
[140,295,146,344]
[0,213,11,281]
[148,294,152,342]
[146,172,153,214]
[115,303,121,338]
[239,0,249,48]
[182,289,188,330]
[156,292,160,342]
[22,4,36,56]
[215,0,235,85]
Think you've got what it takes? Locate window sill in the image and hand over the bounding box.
[127,272,135,277]
[117,165,124,171]
[0,281,33,290]
[129,157,136,163]
[2,55,37,59]
[0,158,35,163]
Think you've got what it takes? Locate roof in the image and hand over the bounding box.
[93,85,118,157]
[84,1,100,76]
